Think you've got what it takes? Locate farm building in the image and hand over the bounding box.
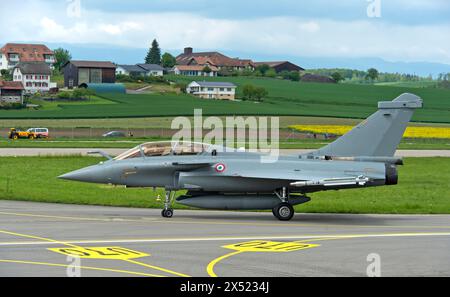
[254,61,304,73]
[116,65,148,76]
[0,80,24,105]
[136,64,164,76]
[116,64,164,76]
[186,81,236,100]
[63,60,116,88]
[13,62,55,94]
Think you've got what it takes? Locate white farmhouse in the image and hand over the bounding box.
[186,81,237,100]
[13,62,56,94]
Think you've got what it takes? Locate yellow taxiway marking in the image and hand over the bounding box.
[207,240,320,277]
[207,251,244,277]
[125,259,191,278]
[0,259,164,277]
[48,246,149,260]
[206,232,450,277]
[2,211,450,230]
[0,229,190,277]
[223,240,320,253]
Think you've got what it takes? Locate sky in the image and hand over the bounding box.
[1,0,450,74]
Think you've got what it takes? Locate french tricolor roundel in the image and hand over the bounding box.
[214,163,226,173]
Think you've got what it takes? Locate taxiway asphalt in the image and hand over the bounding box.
[0,201,449,277]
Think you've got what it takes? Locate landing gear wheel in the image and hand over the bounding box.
[161,208,174,218]
[273,203,294,221]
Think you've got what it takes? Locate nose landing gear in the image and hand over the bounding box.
[161,190,175,218]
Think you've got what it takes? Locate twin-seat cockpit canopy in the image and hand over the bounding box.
[114,141,213,161]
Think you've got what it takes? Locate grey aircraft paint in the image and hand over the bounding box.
[59,93,423,221]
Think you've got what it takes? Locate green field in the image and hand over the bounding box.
[0,156,449,214]
[0,77,449,123]
[0,137,449,150]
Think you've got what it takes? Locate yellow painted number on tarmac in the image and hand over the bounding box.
[48,246,149,260]
[223,240,319,252]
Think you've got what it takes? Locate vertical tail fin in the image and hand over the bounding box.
[312,93,423,157]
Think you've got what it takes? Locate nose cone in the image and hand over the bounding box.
[59,165,109,183]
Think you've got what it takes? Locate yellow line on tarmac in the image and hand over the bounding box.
[0,259,164,277]
[207,251,244,278]
[0,230,81,249]
[0,229,189,277]
[126,259,191,277]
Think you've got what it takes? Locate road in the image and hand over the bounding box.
[0,148,449,157]
[0,201,449,277]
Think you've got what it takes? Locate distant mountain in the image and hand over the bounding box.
[44,43,450,77]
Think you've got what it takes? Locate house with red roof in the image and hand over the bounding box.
[175,47,255,76]
[0,43,55,72]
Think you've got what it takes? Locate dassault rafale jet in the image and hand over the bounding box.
[59,93,423,221]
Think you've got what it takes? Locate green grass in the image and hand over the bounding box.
[0,156,449,214]
[0,137,448,150]
[0,77,449,123]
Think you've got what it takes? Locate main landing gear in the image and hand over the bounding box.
[161,190,175,218]
[272,187,295,221]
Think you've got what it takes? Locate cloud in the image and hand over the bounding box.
[0,1,449,64]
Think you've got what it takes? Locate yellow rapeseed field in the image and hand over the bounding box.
[289,125,450,139]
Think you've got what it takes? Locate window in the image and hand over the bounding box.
[227,88,232,92]
[208,88,214,91]
[114,142,211,160]
[220,88,225,92]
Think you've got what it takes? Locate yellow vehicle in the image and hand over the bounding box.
[8,128,37,140]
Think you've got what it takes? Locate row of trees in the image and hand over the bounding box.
[309,68,445,84]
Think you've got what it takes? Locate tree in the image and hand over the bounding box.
[331,72,344,83]
[145,39,161,65]
[242,84,268,101]
[242,84,255,100]
[161,52,176,68]
[288,71,300,82]
[366,68,379,81]
[265,68,277,78]
[53,48,72,72]
[0,69,12,81]
[254,87,268,101]
[202,65,212,74]
[255,64,270,76]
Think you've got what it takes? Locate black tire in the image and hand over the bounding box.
[161,209,174,218]
[165,209,174,218]
[273,203,294,221]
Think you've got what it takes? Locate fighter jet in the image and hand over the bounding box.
[59,93,423,221]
